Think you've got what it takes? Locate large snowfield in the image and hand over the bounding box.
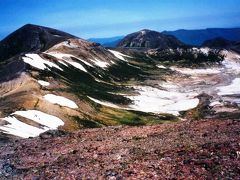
[126,86,199,116]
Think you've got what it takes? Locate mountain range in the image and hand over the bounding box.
[88,36,124,47]
[0,24,239,178]
[163,28,240,46]
[90,27,240,47]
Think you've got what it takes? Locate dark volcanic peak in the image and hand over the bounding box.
[202,37,235,48]
[117,29,186,49]
[0,24,76,61]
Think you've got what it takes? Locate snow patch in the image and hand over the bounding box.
[200,47,210,55]
[88,96,120,108]
[108,50,131,61]
[58,60,69,66]
[12,110,64,129]
[44,94,78,109]
[192,47,210,55]
[209,101,223,107]
[160,81,179,89]
[23,54,63,71]
[0,116,46,138]
[126,86,199,116]
[217,78,240,96]
[52,41,79,49]
[170,67,221,75]
[0,110,64,138]
[91,58,109,68]
[45,52,93,67]
[157,65,167,69]
[37,80,50,86]
[141,30,147,35]
[222,60,240,73]
[220,50,240,73]
[65,61,87,72]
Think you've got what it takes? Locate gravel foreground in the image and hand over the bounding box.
[0,118,239,179]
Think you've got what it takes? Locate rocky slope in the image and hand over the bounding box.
[0,118,239,179]
[117,29,186,49]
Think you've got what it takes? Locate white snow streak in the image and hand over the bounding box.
[88,96,120,108]
[45,52,93,67]
[51,41,79,49]
[108,50,131,61]
[37,80,50,86]
[23,54,63,71]
[209,101,222,107]
[170,67,221,75]
[91,59,109,68]
[44,94,78,109]
[157,65,167,69]
[65,61,87,72]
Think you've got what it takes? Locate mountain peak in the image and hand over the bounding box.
[117,29,185,49]
[21,23,39,28]
[0,24,76,61]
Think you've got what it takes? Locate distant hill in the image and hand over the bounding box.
[201,37,235,48]
[163,28,240,46]
[201,37,240,53]
[117,29,186,49]
[88,36,124,47]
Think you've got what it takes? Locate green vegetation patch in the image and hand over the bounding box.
[94,107,178,126]
[72,116,103,128]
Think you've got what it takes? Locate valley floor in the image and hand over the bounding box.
[0,118,239,179]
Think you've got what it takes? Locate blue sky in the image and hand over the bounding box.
[0,0,240,39]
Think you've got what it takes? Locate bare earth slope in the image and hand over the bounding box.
[0,118,239,179]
